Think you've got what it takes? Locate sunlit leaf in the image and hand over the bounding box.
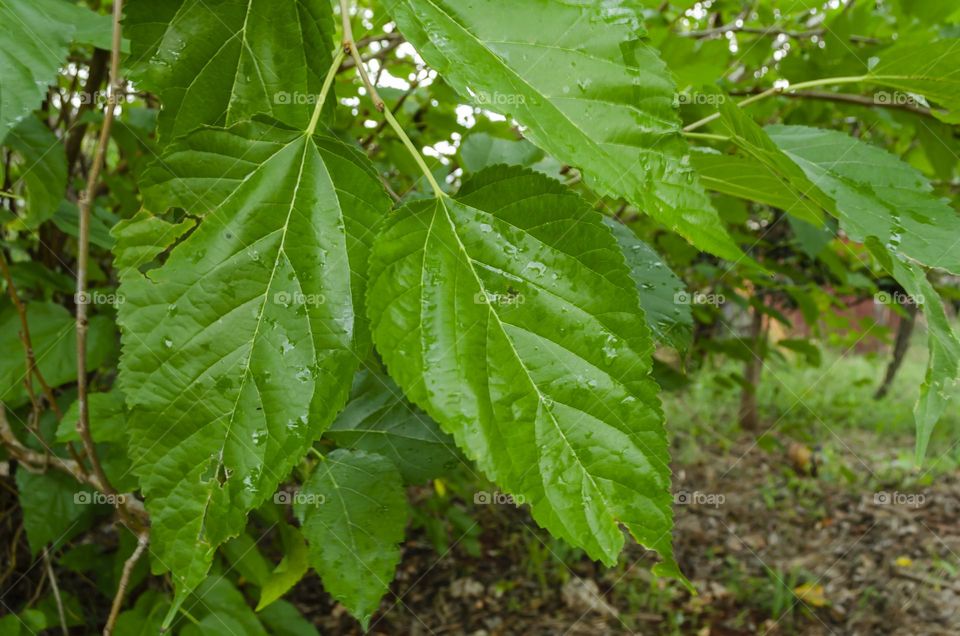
[382,0,743,260]
[114,121,389,603]
[368,166,683,581]
[125,0,336,140]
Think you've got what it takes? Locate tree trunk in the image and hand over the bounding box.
[739,305,765,432]
[874,303,918,399]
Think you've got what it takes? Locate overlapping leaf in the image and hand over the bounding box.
[693,151,826,215]
[381,0,743,260]
[0,0,111,141]
[767,124,960,274]
[3,117,67,228]
[762,124,960,458]
[124,0,335,140]
[326,369,460,483]
[367,166,682,580]
[114,121,389,600]
[708,99,835,226]
[295,449,408,630]
[604,218,692,351]
[868,243,960,462]
[867,39,960,116]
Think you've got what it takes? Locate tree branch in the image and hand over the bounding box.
[43,548,69,636]
[729,88,934,118]
[76,0,124,498]
[103,531,150,636]
[681,24,823,39]
[0,405,149,529]
[0,251,87,467]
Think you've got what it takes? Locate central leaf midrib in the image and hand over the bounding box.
[433,197,619,532]
[197,134,312,534]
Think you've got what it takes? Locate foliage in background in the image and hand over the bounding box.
[0,0,958,631]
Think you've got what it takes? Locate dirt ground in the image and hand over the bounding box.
[2,428,956,635]
[293,432,960,635]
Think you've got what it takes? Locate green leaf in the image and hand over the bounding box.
[41,0,115,50]
[0,0,78,141]
[0,610,46,636]
[258,601,320,636]
[711,98,834,226]
[255,524,309,611]
[3,116,67,228]
[367,166,682,581]
[220,531,272,587]
[15,469,97,554]
[295,449,408,630]
[382,0,743,260]
[693,151,819,218]
[114,590,171,636]
[56,390,126,444]
[768,125,960,275]
[326,369,461,483]
[180,578,267,636]
[51,200,118,250]
[867,39,960,115]
[0,301,114,409]
[788,215,835,258]
[55,390,138,492]
[111,209,196,272]
[603,218,692,351]
[868,243,960,462]
[459,132,544,173]
[114,121,389,600]
[778,338,822,367]
[125,0,336,140]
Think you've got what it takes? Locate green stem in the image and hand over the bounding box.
[307,47,347,136]
[308,446,325,460]
[382,107,445,197]
[339,0,444,198]
[178,606,201,626]
[683,131,731,142]
[683,75,869,132]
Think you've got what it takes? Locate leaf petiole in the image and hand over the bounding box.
[683,131,732,142]
[338,0,445,198]
[306,47,347,136]
[684,75,869,132]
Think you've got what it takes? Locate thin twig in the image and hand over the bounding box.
[683,76,867,132]
[729,88,934,118]
[76,0,124,498]
[43,548,69,636]
[103,531,150,636]
[681,24,824,39]
[339,33,404,71]
[0,405,150,528]
[0,251,65,421]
